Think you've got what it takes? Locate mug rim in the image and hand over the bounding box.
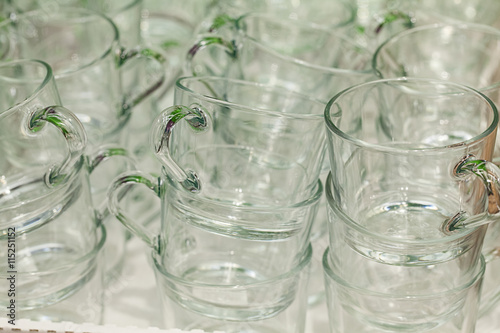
[324,171,482,246]
[372,22,500,93]
[322,246,486,297]
[175,76,325,120]
[0,59,54,117]
[0,7,120,77]
[152,241,312,289]
[235,12,374,76]
[324,77,499,153]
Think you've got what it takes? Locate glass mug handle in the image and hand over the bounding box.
[28,105,87,186]
[150,105,208,193]
[86,145,137,220]
[107,171,161,252]
[185,35,238,77]
[443,155,500,232]
[115,46,167,112]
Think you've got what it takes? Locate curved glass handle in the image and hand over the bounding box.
[107,171,161,252]
[442,156,500,232]
[374,10,415,34]
[115,46,167,113]
[85,145,137,220]
[185,35,237,77]
[28,105,87,186]
[150,105,208,193]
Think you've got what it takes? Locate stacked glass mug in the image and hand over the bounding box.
[0,59,115,323]
[322,78,500,332]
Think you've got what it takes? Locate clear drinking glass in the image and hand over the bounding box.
[107,168,322,258]
[323,245,485,332]
[151,76,327,200]
[0,59,133,288]
[186,12,375,103]
[0,224,107,324]
[208,0,356,29]
[373,26,500,315]
[152,242,312,332]
[324,77,500,317]
[0,7,165,150]
[325,78,500,239]
[0,59,87,233]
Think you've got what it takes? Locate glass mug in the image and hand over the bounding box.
[152,242,313,332]
[0,1,180,186]
[322,245,485,333]
[0,59,133,287]
[151,76,326,201]
[0,59,88,233]
[373,23,500,165]
[0,7,165,150]
[0,224,107,324]
[324,171,486,331]
[207,0,356,30]
[108,168,320,331]
[108,164,321,249]
[108,170,320,331]
[186,12,375,103]
[1,0,144,47]
[0,7,167,238]
[324,77,500,314]
[373,26,500,314]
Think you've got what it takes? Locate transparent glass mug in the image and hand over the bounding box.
[151,242,313,332]
[186,12,375,103]
[4,0,150,108]
[324,171,485,332]
[1,0,143,48]
[207,0,356,30]
[0,224,107,324]
[151,76,326,202]
[0,1,176,176]
[373,23,500,164]
[325,78,500,313]
[0,7,167,235]
[0,59,132,286]
[0,7,166,150]
[373,26,500,314]
[322,245,485,333]
[0,59,89,233]
[108,170,319,329]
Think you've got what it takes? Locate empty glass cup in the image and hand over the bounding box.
[151,76,327,199]
[0,222,107,324]
[0,59,133,287]
[325,78,500,239]
[108,167,322,257]
[373,27,500,314]
[0,7,165,151]
[0,59,88,233]
[208,0,356,29]
[323,245,485,332]
[186,12,375,103]
[152,242,312,332]
[324,77,500,316]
